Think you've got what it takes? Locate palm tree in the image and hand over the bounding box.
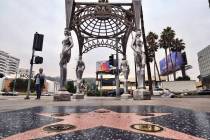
[171,38,185,80]
[146,32,161,86]
[159,27,175,81]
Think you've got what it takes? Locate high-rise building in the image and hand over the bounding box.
[0,50,20,76]
[0,51,9,76]
[198,45,210,88]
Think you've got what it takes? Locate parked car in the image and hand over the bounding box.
[42,92,53,96]
[198,89,210,95]
[2,92,18,96]
[161,89,176,98]
[107,88,124,97]
[153,88,173,96]
[153,88,165,96]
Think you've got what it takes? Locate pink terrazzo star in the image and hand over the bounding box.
[4,109,204,140]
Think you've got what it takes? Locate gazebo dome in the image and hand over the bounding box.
[73,4,134,38]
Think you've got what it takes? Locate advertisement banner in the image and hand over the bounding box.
[96,61,111,73]
[160,52,184,75]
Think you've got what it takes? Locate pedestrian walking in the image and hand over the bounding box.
[34,68,45,99]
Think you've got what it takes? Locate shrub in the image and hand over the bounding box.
[65,81,76,93]
[9,79,35,92]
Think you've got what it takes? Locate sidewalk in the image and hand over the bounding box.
[0,95,210,113]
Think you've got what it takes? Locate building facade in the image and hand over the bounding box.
[198,45,210,88]
[0,50,20,76]
[18,68,34,79]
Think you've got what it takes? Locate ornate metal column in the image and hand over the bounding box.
[53,0,75,101]
[60,0,152,100]
[132,0,151,100]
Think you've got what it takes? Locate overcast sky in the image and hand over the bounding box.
[0,0,209,80]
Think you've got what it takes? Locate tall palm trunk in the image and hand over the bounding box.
[165,49,169,81]
[169,48,175,81]
[174,51,178,80]
[140,2,153,94]
[154,54,161,82]
[154,57,157,87]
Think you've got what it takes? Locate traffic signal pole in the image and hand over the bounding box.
[25,49,35,99]
[25,32,44,99]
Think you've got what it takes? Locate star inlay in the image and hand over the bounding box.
[4,109,204,140]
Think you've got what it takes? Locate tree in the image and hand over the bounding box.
[0,73,4,78]
[9,78,35,92]
[171,38,185,80]
[146,32,161,86]
[176,75,190,81]
[159,27,175,81]
[65,81,76,93]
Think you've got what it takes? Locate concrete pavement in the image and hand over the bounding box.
[0,95,210,113]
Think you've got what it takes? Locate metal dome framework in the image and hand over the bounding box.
[65,0,142,57]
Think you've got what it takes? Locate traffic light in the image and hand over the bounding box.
[34,56,43,64]
[209,0,210,8]
[33,32,44,51]
[109,55,114,66]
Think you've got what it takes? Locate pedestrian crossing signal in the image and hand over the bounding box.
[34,56,43,64]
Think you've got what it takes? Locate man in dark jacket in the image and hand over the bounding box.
[34,68,45,99]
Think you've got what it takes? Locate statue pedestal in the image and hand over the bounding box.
[54,90,71,101]
[121,93,132,99]
[72,93,84,99]
[133,89,151,100]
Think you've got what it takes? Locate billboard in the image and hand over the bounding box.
[96,61,111,73]
[160,52,185,76]
[102,78,116,86]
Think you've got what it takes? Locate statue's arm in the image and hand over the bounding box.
[83,62,86,70]
[128,65,130,72]
[142,53,146,65]
[131,36,136,51]
[120,63,123,70]
[76,62,79,71]
[68,37,74,48]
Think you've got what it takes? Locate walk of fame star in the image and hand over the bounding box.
[3,109,204,140]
